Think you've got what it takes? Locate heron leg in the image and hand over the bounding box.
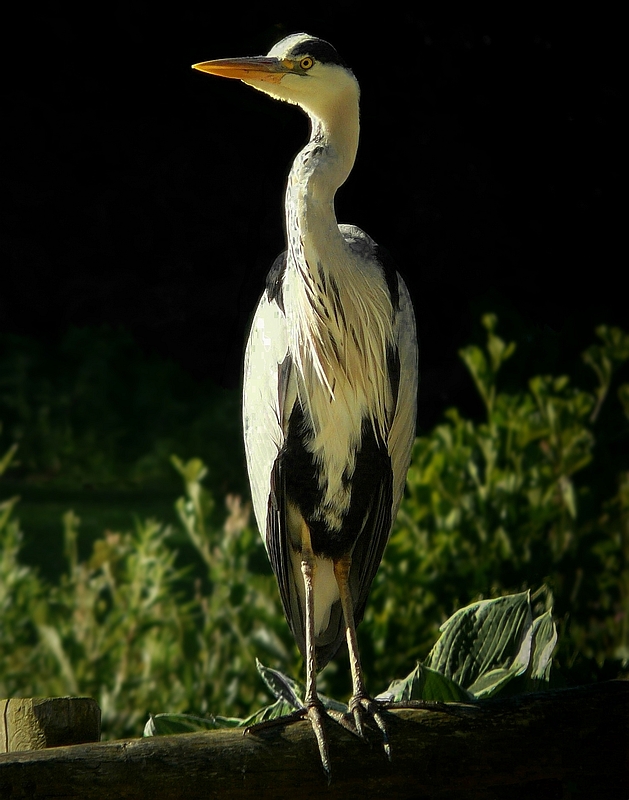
[300,525,331,780]
[334,554,391,760]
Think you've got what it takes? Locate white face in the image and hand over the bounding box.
[193,33,360,125]
[238,34,360,121]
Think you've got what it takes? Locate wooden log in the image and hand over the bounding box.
[0,697,100,753]
[0,682,627,799]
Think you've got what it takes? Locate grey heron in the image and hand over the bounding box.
[193,33,418,776]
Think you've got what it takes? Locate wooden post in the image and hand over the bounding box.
[0,697,100,753]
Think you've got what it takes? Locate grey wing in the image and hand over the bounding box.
[341,226,418,509]
[350,272,418,634]
[388,273,419,514]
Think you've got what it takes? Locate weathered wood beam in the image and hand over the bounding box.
[0,682,627,799]
[0,697,100,753]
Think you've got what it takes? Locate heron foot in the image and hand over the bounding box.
[347,694,391,760]
[306,702,331,781]
[243,702,333,782]
[243,697,395,779]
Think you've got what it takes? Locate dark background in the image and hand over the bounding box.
[3,6,624,433]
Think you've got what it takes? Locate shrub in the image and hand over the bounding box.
[365,317,629,690]
[1,318,627,738]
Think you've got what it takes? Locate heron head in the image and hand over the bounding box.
[193,33,359,123]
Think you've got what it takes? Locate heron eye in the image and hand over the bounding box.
[300,57,314,70]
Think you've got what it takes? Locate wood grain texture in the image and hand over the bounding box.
[0,682,627,799]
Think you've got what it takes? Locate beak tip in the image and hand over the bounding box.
[189,57,288,82]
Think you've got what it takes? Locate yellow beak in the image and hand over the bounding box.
[192,56,293,84]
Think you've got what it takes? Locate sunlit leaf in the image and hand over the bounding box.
[143,712,242,736]
[255,659,347,714]
[386,663,472,703]
[425,591,533,694]
[238,698,296,726]
[528,610,557,682]
[256,659,305,710]
[170,454,208,484]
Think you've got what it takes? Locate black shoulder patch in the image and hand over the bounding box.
[374,244,400,311]
[291,37,347,68]
[266,251,287,312]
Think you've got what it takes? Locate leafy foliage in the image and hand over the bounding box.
[169,455,293,716]
[1,318,628,740]
[145,590,557,735]
[366,316,629,688]
[0,451,294,737]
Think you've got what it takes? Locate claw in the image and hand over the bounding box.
[349,696,365,739]
[348,695,391,759]
[243,696,394,780]
[244,703,332,781]
[307,704,331,783]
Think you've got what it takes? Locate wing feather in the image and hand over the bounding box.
[388,274,418,511]
[243,269,304,654]
[242,283,289,540]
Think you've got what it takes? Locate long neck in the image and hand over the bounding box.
[282,88,364,403]
[285,87,360,259]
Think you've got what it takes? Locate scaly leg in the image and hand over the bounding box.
[300,527,332,780]
[334,553,391,759]
[245,522,350,780]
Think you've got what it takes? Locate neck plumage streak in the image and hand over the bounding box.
[283,133,395,533]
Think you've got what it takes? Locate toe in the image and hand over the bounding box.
[307,704,331,782]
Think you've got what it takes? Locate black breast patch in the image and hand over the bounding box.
[279,402,391,562]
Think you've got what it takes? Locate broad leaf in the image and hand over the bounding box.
[240,698,300,727]
[255,659,347,714]
[256,659,305,710]
[527,609,558,684]
[143,712,242,736]
[425,591,534,697]
[386,663,472,703]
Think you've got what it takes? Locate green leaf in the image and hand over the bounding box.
[481,313,498,333]
[582,326,629,421]
[239,698,300,727]
[170,454,208,485]
[255,659,347,714]
[528,610,558,683]
[424,591,533,696]
[143,712,242,736]
[0,443,18,478]
[386,663,472,703]
[256,659,305,711]
[559,476,577,518]
[487,331,516,374]
[594,325,629,362]
[0,496,20,532]
[460,345,494,412]
[467,667,523,698]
